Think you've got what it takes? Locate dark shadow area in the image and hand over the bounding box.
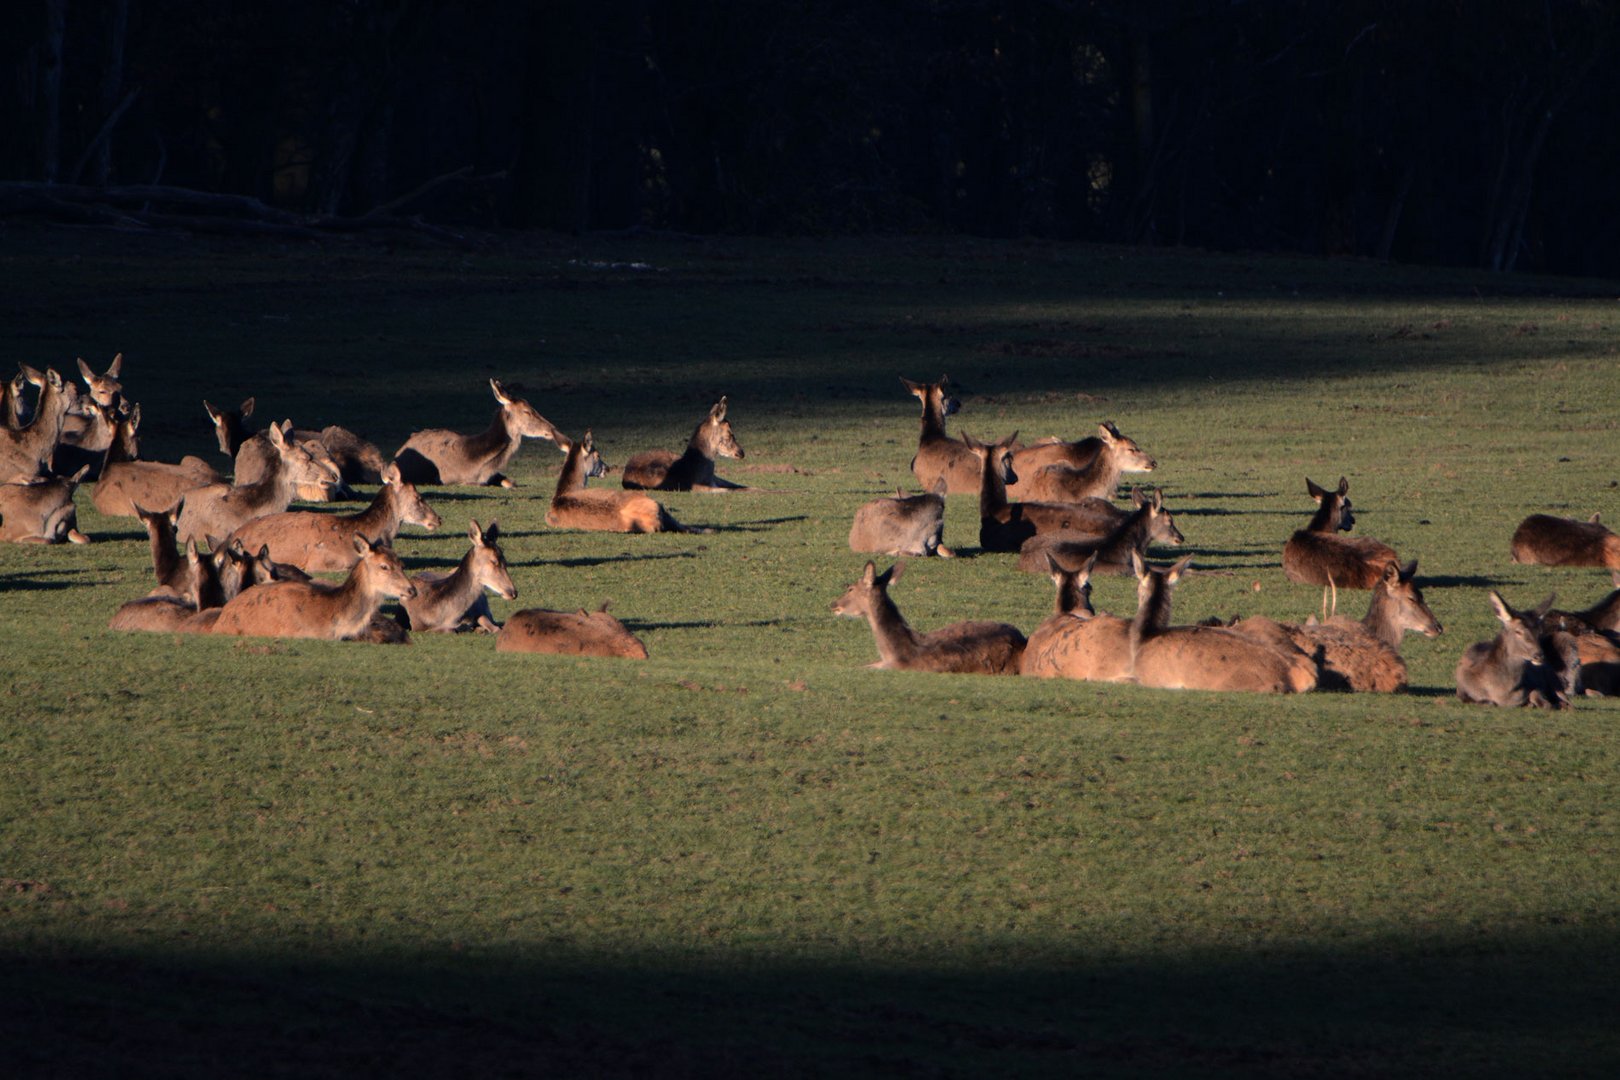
[3,929,1615,1078]
[620,618,783,632]
[1185,492,1281,501]
[1416,574,1502,589]
[0,576,97,592]
[88,529,149,543]
[512,551,699,570]
[694,514,809,534]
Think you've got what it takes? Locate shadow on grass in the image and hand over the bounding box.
[696,514,810,534]
[513,551,700,570]
[1417,574,1502,589]
[4,929,1615,1078]
[620,617,784,632]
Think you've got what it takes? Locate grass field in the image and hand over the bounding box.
[2,226,1618,1077]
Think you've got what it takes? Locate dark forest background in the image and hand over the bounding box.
[5,1,1620,276]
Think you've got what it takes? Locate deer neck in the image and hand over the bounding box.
[1055,577,1092,617]
[553,444,589,499]
[464,406,518,470]
[1099,505,1153,561]
[326,564,387,638]
[105,424,138,465]
[1360,587,1405,648]
[977,453,1009,519]
[1129,575,1174,647]
[865,591,922,664]
[1304,498,1339,534]
[347,485,402,543]
[27,385,70,449]
[919,398,950,445]
[147,518,180,585]
[425,547,486,612]
[238,451,298,510]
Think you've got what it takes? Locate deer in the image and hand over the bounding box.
[1456,592,1575,708]
[208,534,417,640]
[831,560,1027,675]
[622,396,746,491]
[205,397,384,497]
[546,430,703,533]
[1008,421,1157,502]
[849,478,953,558]
[134,505,227,608]
[76,354,123,408]
[1542,572,1620,636]
[1228,560,1443,692]
[1282,476,1402,617]
[225,462,442,573]
[1,370,30,428]
[965,431,1129,553]
[50,398,125,480]
[1016,487,1184,574]
[1019,553,1134,682]
[398,519,516,633]
[58,354,125,444]
[393,378,561,487]
[496,602,649,659]
[902,375,980,494]
[175,420,343,546]
[0,465,90,544]
[110,543,210,633]
[0,366,77,482]
[1509,512,1620,570]
[1129,553,1318,694]
[92,405,222,517]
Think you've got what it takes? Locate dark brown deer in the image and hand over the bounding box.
[1543,572,1620,636]
[1510,513,1620,570]
[225,462,442,573]
[831,560,1026,675]
[0,466,89,544]
[966,431,1130,553]
[393,379,561,487]
[547,430,702,533]
[176,420,343,545]
[496,602,649,659]
[1008,421,1157,502]
[400,519,516,633]
[50,398,122,480]
[0,371,29,428]
[848,479,953,558]
[205,397,385,496]
[622,397,746,491]
[1129,554,1318,693]
[1282,476,1401,616]
[903,376,980,494]
[209,534,417,640]
[91,404,222,517]
[110,543,209,633]
[1455,592,1573,708]
[1019,553,1134,682]
[1016,487,1184,574]
[0,366,77,481]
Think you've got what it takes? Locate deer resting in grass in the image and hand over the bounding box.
[903,375,980,495]
[547,430,702,533]
[1455,592,1576,708]
[0,466,90,544]
[209,534,416,640]
[176,421,342,545]
[622,396,746,491]
[966,431,1129,553]
[392,379,561,487]
[1019,553,1134,682]
[225,462,441,573]
[1129,553,1317,694]
[848,479,953,558]
[205,397,384,497]
[399,519,516,633]
[1510,513,1620,570]
[1282,476,1401,617]
[1016,487,1184,574]
[496,601,649,659]
[831,560,1026,675]
[91,405,222,517]
[1008,421,1157,502]
[0,366,77,482]
[110,543,210,633]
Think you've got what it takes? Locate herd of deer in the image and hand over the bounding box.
[836,375,1620,707]
[2,360,1617,704]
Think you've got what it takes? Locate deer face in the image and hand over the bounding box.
[470,520,517,601]
[1386,562,1443,638]
[384,466,442,531]
[703,400,745,460]
[355,536,417,600]
[832,561,895,618]
[491,379,561,443]
[77,354,123,408]
[1101,422,1156,472]
[903,376,960,419]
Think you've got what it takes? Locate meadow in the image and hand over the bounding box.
[2,226,1617,1076]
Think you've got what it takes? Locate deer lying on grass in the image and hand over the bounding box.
[225,462,441,573]
[903,376,980,494]
[1020,553,1134,682]
[176,421,342,545]
[832,560,1026,675]
[398,519,516,633]
[1542,573,1620,636]
[1016,487,1184,574]
[1283,476,1401,616]
[110,543,209,633]
[547,430,703,533]
[496,602,649,658]
[0,366,77,481]
[1456,592,1577,708]
[209,534,416,640]
[1510,513,1620,569]
[91,405,222,517]
[393,379,561,487]
[1129,553,1317,694]
[50,399,123,480]
[137,506,228,608]
[1008,421,1157,502]
[622,397,746,491]
[848,479,953,557]
[966,431,1127,553]
[0,466,90,544]
[205,397,383,497]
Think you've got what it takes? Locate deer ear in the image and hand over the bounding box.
[241,397,255,418]
[1306,477,1326,500]
[204,400,221,421]
[884,560,904,585]
[1382,561,1402,585]
[69,464,89,483]
[1098,421,1121,440]
[382,461,401,485]
[77,357,93,381]
[1130,486,1146,507]
[483,519,499,544]
[467,518,483,543]
[107,353,123,377]
[128,402,141,428]
[1399,559,1418,581]
[352,534,374,555]
[47,368,63,390]
[1080,551,1099,580]
[1168,555,1194,582]
[1533,594,1556,618]
[490,378,512,405]
[899,376,920,394]
[711,397,728,421]
[1337,477,1349,495]
[1130,550,1147,579]
[1488,591,1514,624]
[1044,552,1065,578]
[1591,512,1602,525]
[1000,430,1019,449]
[861,561,878,585]
[266,422,286,447]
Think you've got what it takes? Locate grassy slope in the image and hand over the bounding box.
[2,228,1617,1076]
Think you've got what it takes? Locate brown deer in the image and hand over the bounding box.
[1282,476,1401,616]
[1455,592,1573,708]
[1008,421,1157,502]
[1,370,29,428]
[622,397,746,491]
[50,398,123,480]
[92,405,222,517]
[393,378,561,487]
[903,376,980,494]
[1543,572,1620,636]
[1016,487,1185,574]
[848,479,953,558]
[136,506,228,608]
[1510,513,1620,570]
[1020,553,1134,682]
[110,543,209,633]
[546,430,702,533]
[176,421,342,546]
[225,462,442,573]
[1129,554,1317,694]
[831,560,1026,675]
[966,431,1127,553]
[58,354,125,445]
[76,354,123,407]
[209,534,417,640]
[1232,560,1442,692]
[399,519,516,633]
[496,602,649,659]
[0,366,77,481]
[0,466,89,544]
[205,397,384,496]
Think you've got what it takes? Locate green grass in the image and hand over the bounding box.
[3,228,1618,1076]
